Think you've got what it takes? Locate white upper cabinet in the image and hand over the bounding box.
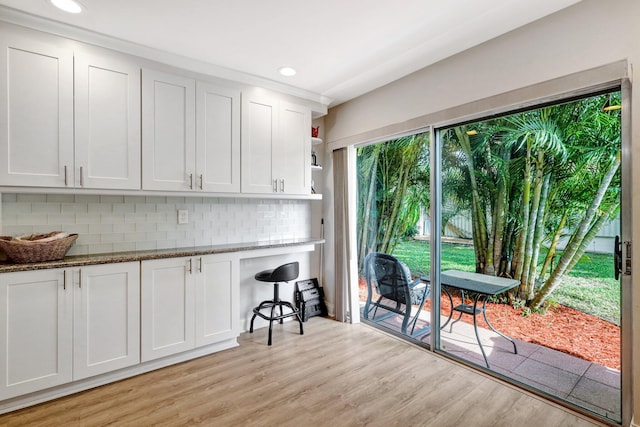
[75,49,141,190]
[142,71,241,193]
[0,25,319,197]
[0,28,141,190]
[277,101,311,195]
[241,92,311,195]
[241,94,277,194]
[196,82,241,193]
[142,69,196,191]
[0,31,74,187]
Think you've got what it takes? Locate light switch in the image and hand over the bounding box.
[177,209,189,224]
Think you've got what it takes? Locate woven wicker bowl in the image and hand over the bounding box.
[0,233,78,263]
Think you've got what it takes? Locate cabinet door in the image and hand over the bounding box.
[75,49,141,190]
[196,82,240,193]
[73,263,140,380]
[195,254,239,346]
[276,101,311,195]
[142,69,196,191]
[241,93,277,194]
[0,269,72,400]
[0,32,74,187]
[141,257,195,362]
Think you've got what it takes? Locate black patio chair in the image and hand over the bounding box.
[363,252,430,337]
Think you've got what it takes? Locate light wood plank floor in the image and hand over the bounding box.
[0,318,604,426]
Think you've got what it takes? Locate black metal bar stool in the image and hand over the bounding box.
[249,261,304,345]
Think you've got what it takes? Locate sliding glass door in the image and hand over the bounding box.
[356,132,432,344]
[433,89,625,423]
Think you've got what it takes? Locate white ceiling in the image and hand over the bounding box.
[0,0,582,107]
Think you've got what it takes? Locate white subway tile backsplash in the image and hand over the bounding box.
[88,203,113,214]
[100,195,125,204]
[19,214,48,226]
[88,243,114,253]
[75,195,100,204]
[113,223,136,233]
[4,203,32,214]
[2,225,33,236]
[125,232,147,242]
[102,233,125,244]
[16,194,46,203]
[113,242,136,252]
[46,194,75,203]
[136,241,156,251]
[145,196,166,204]
[136,222,157,232]
[32,203,61,214]
[113,203,136,214]
[81,234,102,244]
[76,213,101,224]
[1,194,312,255]
[135,203,156,213]
[100,214,126,224]
[89,223,113,234]
[62,203,88,214]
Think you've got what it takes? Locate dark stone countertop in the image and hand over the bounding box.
[0,237,325,273]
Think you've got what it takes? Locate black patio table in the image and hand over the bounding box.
[436,269,520,369]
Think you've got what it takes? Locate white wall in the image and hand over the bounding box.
[325,0,636,144]
[323,0,639,424]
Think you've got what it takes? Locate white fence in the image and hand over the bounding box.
[417,210,619,254]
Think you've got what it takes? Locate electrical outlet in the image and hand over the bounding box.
[177,209,189,224]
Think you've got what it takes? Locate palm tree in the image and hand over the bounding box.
[356,133,430,271]
[441,92,621,308]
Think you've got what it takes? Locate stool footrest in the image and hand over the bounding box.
[252,303,300,321]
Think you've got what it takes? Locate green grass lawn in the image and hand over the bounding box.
[392,239,620,324]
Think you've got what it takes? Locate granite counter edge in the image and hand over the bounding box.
[0,238,325,273]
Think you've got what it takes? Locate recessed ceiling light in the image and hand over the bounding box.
[50,0,83,14]
[278,66,296,77]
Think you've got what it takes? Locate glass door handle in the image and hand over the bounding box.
[614,235,622,280]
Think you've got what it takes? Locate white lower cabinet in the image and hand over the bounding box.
[141,256,195,361]
[141,253,239,362]
[196,253,239,346]
[0,254,239,401]
[73,263,140,380]
[0,262,140,400]
[0,269,72,400]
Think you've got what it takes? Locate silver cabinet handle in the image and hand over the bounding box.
[199,174,203,190]
[189,173,193,189]
[79,268,82,288]
[198,257,202,273]
[80,166,84,187]
[280,179,284,192]
[63,270,67,290]
[187,259,193,274]
[64,166,68,186]
[273,179,278,192]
